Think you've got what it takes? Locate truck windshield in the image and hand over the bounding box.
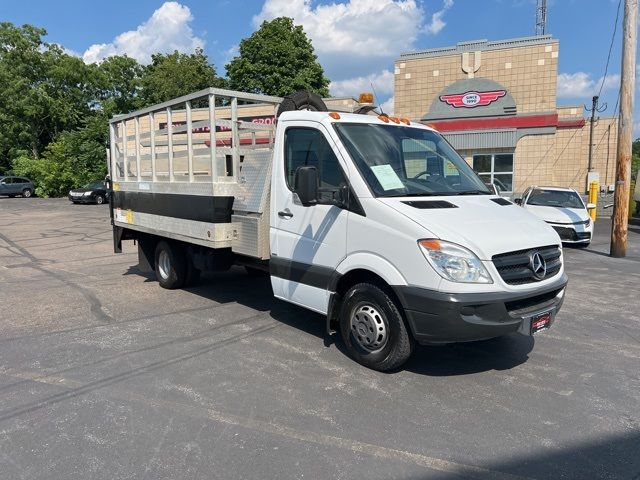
[334,123,490,197]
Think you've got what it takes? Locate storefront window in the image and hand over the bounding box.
[472,153,514,193]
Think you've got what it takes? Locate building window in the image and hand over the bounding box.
[472,153,514,193]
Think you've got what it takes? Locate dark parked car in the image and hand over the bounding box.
[68,181,110,205]
[0,176,35,198]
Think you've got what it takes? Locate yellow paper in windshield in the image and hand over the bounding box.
[371,164,404,190]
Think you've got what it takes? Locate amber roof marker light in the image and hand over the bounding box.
[328,112,341,120]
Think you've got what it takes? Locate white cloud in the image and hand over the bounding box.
[82,2,204,64]
[425,0,454,35]
[557,72,620,98]
[223,44,239,63]
[253,0,425,79]
[330,69,394,97]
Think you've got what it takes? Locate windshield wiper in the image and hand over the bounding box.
[454,190,491,195]
[383,192,440,197]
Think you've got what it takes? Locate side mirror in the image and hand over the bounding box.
[586,203,596,210]
[294,166,319,207]
[514,198,522,205]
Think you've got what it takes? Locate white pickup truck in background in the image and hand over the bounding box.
[108,88,568,371]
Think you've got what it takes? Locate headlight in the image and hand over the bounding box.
[418,239,492,284]
[83,191,92,196]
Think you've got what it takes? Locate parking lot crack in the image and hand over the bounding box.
[0,231,114,324]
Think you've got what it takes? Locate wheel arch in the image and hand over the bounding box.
[327,254,410,334]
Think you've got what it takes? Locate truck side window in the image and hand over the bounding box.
[284,127,347,198]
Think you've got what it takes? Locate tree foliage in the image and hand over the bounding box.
[140,49,225,105]
[0,23,96,169]
[13,115,108,197]
[226,17,329,97]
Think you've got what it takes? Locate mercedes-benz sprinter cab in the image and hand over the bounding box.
[271,111,567,370]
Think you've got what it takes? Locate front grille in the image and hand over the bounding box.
[492,245,562,285]
[551,226,590,241]
[552,226,576,240]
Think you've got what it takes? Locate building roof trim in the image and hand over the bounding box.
[399,35,557,60]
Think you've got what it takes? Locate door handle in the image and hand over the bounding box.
[278,210,293,219]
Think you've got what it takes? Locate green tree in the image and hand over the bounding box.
[139,48,225,105]
[96,55,144,117]
[13,114,109,197]
[226,17,329,97]
[0,23,95,171]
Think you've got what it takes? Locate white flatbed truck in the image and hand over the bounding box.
[108,88,568,371]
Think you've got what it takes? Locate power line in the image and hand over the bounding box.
[597,0,622,98]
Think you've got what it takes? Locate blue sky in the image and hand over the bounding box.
[1,0,634,131]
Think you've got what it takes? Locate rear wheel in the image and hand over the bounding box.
[154,241,187,289]
[339,283,414,372]
[22,189,32,198]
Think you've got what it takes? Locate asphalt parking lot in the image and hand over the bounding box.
[0,197,639,480]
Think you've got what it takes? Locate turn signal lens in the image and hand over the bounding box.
[418,239,442,250]
[329,112,341,120]
[358,92,374,104]
[378,115,390,123]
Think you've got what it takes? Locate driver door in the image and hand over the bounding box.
[270,122,349,314]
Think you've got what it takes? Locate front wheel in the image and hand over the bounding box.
[95,194,104,205]
[154,241,187,289]
[339,283,414,372]
[22,189,32,198]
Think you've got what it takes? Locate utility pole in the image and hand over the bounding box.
[610,0,637,257]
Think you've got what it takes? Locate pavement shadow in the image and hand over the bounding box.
[396,430,640,480]
[179,267,534,376]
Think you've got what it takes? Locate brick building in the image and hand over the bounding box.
[394,35,617,194]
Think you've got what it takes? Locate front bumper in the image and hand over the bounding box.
[69,194,94,203]
[393,273,568,344]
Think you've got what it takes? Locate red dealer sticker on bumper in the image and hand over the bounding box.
[530,311,553,335]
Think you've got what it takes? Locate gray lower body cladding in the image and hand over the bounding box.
[393,274,568,344]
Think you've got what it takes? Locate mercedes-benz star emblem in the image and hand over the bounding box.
[530,252,547,280]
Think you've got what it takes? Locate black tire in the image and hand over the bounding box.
[154,241,187,289]
[8,195,15,198]
[276,91,327,118]
[339,283,414,372]
[22,189,32,198]
[95,194,104,205]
